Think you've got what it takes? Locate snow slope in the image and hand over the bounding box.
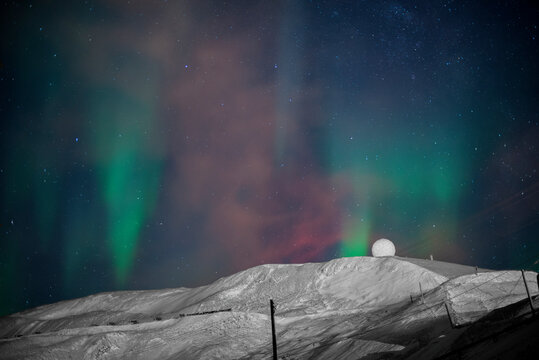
[0,256,536,359]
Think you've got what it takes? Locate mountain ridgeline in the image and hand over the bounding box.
[0,256,537,359]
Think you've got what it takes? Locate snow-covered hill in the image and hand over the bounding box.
[0,256,537,359]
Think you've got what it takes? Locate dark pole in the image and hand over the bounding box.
[521,270,536,316]
[444,301,454,328]
[270,299,278,360]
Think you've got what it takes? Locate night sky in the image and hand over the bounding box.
[1,1,538,316]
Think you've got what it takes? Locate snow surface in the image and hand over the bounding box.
[0,256,537,359]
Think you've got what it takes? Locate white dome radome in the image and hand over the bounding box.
[371,238,396,257]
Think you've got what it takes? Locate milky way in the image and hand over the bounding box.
[1,1,538,315]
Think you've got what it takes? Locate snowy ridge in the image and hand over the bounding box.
[0,256,537,359]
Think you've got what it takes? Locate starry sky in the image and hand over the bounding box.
[1,1,538,316]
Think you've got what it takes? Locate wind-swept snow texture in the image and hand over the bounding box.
[0,256,537,359]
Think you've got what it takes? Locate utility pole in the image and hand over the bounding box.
[521,270,536,316]
[419,282,425,304]
[270,299,278,360]
[444,301,454,328]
